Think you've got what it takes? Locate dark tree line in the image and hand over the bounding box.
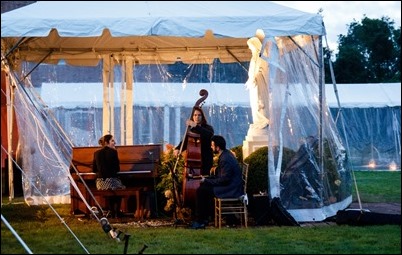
[1,1,35,13]
[326,16,400,84]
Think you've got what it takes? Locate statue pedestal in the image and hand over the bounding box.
[242,124,268,159]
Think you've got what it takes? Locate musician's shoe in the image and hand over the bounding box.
[189,221,205,229]
[201,219,209,226]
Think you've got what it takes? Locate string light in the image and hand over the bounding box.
[368,159,376,169]
[389,161,398,171]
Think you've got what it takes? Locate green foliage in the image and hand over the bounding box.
[244,146,296,194]
[230,144,244,163]
[156,145,242,215]
[333,16,400,83]
[156,149,185,214]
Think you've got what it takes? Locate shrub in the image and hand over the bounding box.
[230,144,243,163]
[244,146,296,194]
[156,148,185,216]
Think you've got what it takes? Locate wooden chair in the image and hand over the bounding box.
[214,162,249,228]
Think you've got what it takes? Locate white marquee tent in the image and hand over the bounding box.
[2,1,326,146]
[2,1,355,223]
[1,1,323,65]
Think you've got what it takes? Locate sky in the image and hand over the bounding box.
[273,1,401,51]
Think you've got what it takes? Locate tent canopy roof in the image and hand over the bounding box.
[1,1,323,65]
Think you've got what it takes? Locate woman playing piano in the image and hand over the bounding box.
[93,134,126,218]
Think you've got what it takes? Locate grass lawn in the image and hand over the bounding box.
[1,170,400,254]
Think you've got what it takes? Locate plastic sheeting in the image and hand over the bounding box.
[8,62,399,214]
[7,69,72,205]
[263,37,352,221]
[4,36,357,223]
[36,82,401,171]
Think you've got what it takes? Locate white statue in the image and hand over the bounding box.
[245,31,270,130]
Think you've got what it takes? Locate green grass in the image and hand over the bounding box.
[351,171,401,203]
[1,171,400,254]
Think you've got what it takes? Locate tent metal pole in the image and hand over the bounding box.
[22,51,53,80]
[226,49,248,72]
[1,214,33,254]
[7,74,15,201]
[323,27,363,209]
[110,60,115,137]
[102,55,115,137]
[318,35,324,197]
[102,56,109,136]
[120,59,126,144]
[288,36,320,68]
[119,57,134,145]
[125,58,134,145]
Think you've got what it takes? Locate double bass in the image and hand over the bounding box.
[171,89,209,212]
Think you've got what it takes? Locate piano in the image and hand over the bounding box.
[69,144,162,219]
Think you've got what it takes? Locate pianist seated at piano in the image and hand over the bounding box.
[93,134,126,218]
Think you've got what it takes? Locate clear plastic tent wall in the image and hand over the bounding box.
[7,68,73,205]
[12,57,254,206]
[27,61,253,148]
[8,35,352,222]
[331,106,401,170]
[265,36,352,222]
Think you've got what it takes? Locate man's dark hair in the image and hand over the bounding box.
[211,135,226,150]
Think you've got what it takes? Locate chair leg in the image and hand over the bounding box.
[215,198,221,228]
[218,200,222,229]
[214,199,218,228]
[244,204,248,228]
[214,198,248,229]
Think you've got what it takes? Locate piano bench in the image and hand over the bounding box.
[91,187,145,219]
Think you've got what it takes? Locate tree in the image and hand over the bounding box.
[332,16,400,83]
[1,1,36,13]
